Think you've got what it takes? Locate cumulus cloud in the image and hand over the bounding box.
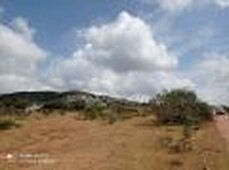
[192,53,229,105]
[215,0,229,7]
[0,74,52,94]
[11,17,36,40]
[49,11,192,101]
[0,17,49,93]
[79,12,178,72]
[142,0,229,12]
[157,0,193,12]
[0,23,46,75]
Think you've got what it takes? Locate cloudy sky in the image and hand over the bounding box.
[0,0,228,104]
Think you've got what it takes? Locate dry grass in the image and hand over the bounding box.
[0,113,228,170]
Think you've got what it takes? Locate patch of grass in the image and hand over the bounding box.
[105,111,121,125]
[168,159,183,167]
[0,118,20,130]
[159,136,192,153]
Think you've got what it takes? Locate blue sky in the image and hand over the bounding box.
[1,0,228,64]
[0,0,228,104]
[0,1,121,54]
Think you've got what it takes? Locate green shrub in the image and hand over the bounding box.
[83,110,98,120]
[104,111,121,125]
[81,100,107,120]
[0,118,20,130]
[153,89,212,125]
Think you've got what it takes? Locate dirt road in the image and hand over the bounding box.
[214,115,229,151]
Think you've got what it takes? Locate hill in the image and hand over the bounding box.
[0,91,141,115]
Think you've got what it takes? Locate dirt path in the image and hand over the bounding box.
[214,115,229,151]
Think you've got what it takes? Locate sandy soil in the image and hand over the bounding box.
[215,115,229,151]
[0,114,228,170]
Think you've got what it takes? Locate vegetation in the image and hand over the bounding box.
[79,101,126,124]
[223,105,229,113]
[0,118,20,130]
[152,89,213,125]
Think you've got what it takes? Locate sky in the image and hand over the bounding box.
[0,0,228,105]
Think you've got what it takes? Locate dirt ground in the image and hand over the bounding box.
[215,115,229,151]
[0,114,228,170]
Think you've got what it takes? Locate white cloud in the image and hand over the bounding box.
[78,12,178,72]
[49,11,192,100]
[11,17,36,40]
[193,53,229,105]
[0,23,46,75]
[215,0,229,7]
[0,17,48,93]
[157,0,193,12]
[142,0,229,12]
[0,74,52,94]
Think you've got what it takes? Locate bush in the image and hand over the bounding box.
[102,109,121,124]
[159,136,192,153]
[223,105,229,113]
[153,89,212,125]
[81,100,107,120]
[0,118,20,130]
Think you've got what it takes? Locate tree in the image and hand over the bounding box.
[153,89,212,125]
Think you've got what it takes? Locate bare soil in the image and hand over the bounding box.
[215,115,229,151]
[0,114,228,170]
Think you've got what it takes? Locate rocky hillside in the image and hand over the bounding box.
[0,91,141,114]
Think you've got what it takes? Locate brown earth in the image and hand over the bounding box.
[215,115,229,151]
[0,114,228,170]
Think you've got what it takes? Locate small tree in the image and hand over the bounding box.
[153,89,212,125]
